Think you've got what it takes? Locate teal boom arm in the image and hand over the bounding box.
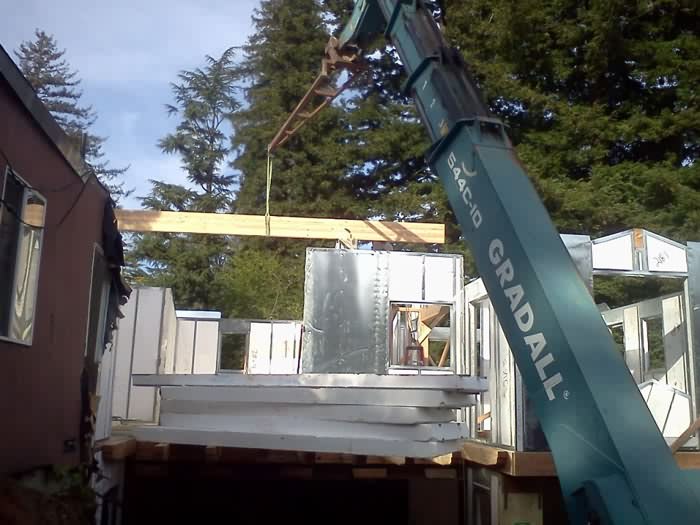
[335,1,700,523]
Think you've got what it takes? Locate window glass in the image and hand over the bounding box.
[0,172,23,333]
[0,169,44,344]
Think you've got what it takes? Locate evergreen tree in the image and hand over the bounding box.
[439,0,699,304]
[15,29,130,200]
[440,0,699,239]
[130,49,240,309]
[223,0,365,319]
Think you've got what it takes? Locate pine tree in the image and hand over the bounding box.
[440,0,699,239]
[322,1,469,263]
[130,48,240,309]
[220,0,365,320]
[439,0,699,305]
[15,30,130,200]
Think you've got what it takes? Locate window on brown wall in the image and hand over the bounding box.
[0,167,45,345]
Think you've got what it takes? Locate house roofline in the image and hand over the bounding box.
[0,43,109,197]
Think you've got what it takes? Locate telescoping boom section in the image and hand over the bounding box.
[271,1,700,523]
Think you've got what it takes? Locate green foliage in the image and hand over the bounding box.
[219,0,353,318]
[440,0,699,301]
[130,49,241,309]
[15,29,130,201]
[442,0,699,240]
[159,47,241,204]
[217,243,306,320]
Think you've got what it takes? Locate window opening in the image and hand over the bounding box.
[389,302,453,369]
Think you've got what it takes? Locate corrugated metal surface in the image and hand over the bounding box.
[561,234,593,294]
[301,249,463,374]
[687,242,700,418]
[302,249,390,373]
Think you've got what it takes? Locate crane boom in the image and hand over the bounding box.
[270,1,700,523]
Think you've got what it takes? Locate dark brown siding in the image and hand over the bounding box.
[0,76,109,475]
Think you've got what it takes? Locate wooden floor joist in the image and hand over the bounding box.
[462,440,700,477]
[115,209,445,244]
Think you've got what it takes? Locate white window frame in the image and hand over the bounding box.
[0,166,46,346]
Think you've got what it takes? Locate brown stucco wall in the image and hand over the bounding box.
[0,75,109,475]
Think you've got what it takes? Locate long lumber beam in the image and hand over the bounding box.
[115,209,445,243]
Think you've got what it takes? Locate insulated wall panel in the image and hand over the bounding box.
[247,322,272,374]
[111,293,137,420]
[424,256,457,302]
[192,320,219,374]
[127,288,163,421]
[302,249,390,373]
[174,320,196,374]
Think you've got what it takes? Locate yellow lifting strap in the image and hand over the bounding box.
[265,150,273,236]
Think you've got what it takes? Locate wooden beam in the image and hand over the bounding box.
[462,440,700,476]
[352,467,388,479]
[115,209,445,244]
[97,435,136,461]
[461,441,508,468]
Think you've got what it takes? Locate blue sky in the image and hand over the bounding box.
[1,0,261,208]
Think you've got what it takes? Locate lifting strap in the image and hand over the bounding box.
[265,150,273,236]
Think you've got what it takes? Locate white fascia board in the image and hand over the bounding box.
[132,373,487,392]
[159,399,457,424]
[131,425,464,458]
[158,413,469,442]
[159,385,477,408]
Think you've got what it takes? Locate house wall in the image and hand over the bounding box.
[0,75,109,474]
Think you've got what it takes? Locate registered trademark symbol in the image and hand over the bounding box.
[563,390,570,400]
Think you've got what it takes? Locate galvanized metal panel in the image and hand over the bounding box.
[561,234,593,294]
[662,295,688,392]
[686,242,700,419]
[623,306,643,383]
[269,322,301,374]
[160,399,457,424]
[424,255,457,302]
[135,372,487,390]
[174,319,195,374]
[159,289,177,374]
[192,320,219,374]
[247,322,272,374]
[127,288,162,421]
[302,249,390,373]
[496,323,515,447]
[130,288,163,375]
[592,232,634,270]
[388,252,423,301]
[158,414,468,441]
[133,426,466,458]
[111,289,137,420]
[160,385,477,408]
[646,233,688,273]
[95,344,116,440]
[639,381,692,440]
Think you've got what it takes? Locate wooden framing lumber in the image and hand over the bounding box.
[98,435,137,461]
[352,467,388,479]
[462,441,700,476]
[115,209,445,244]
